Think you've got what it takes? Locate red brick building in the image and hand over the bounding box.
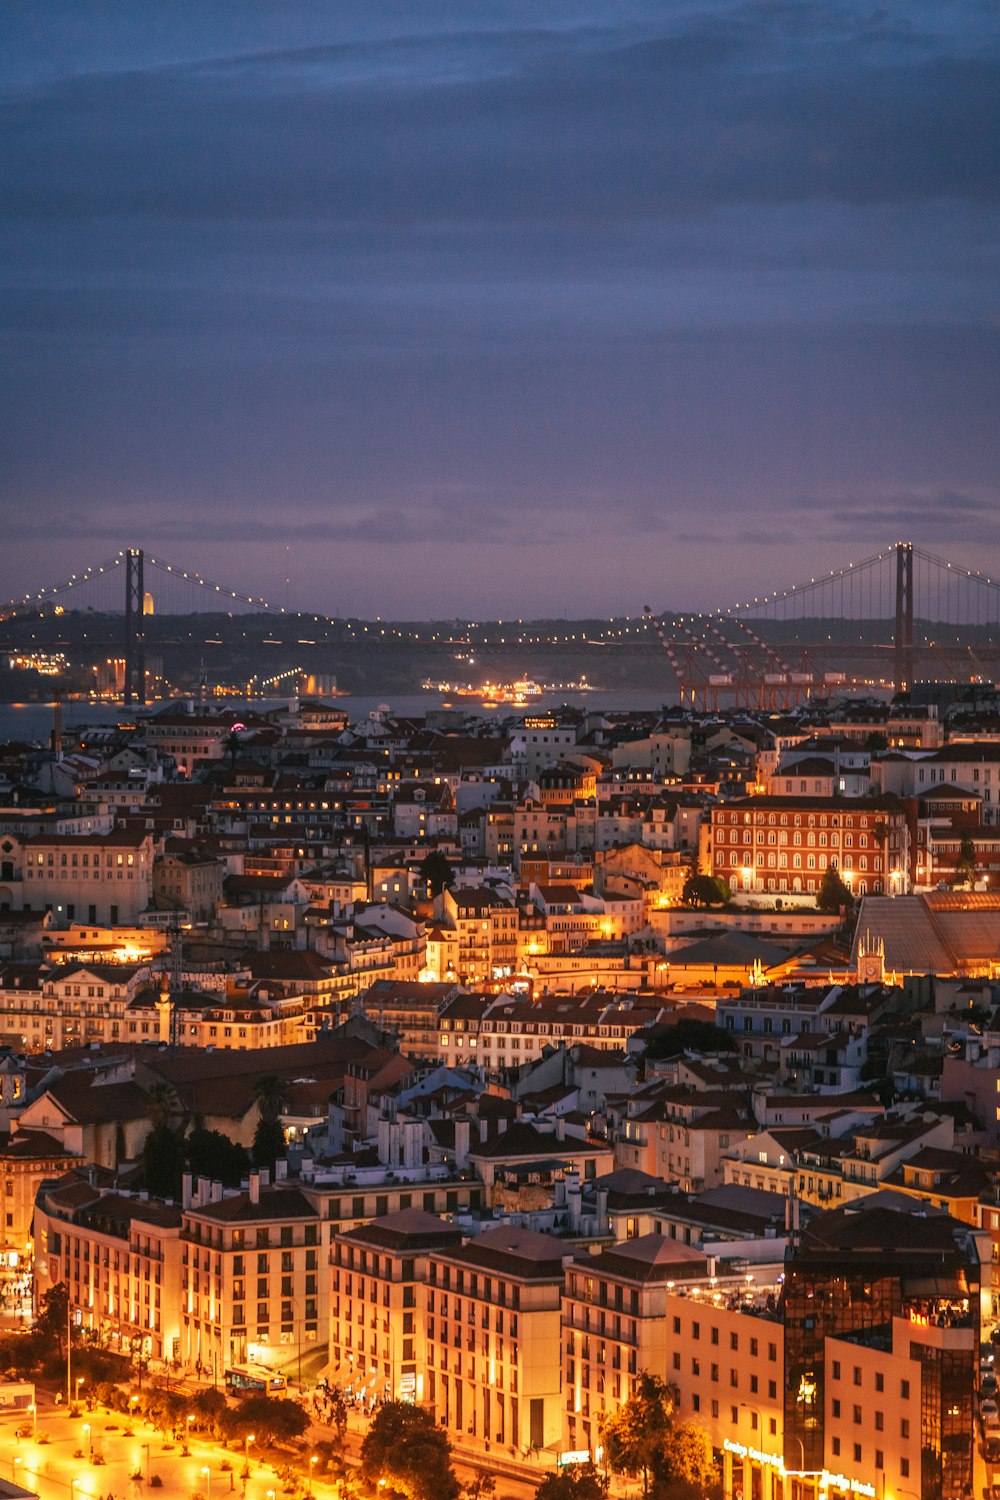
[711,796,909,903]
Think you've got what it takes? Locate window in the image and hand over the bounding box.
[900,1380,910,1400]
[832,1360,840,1380]
[875,1372,883,1392]
[875,1450,884,1471]
[853,1444,861,1464]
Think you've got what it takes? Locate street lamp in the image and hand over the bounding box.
[309,1455,318,1494]
[243,1432,255,1478]
[201,1465,211,1500]
[83,1421,92,1461]
[28,1402,36,1440]
[75,1374,85,1408]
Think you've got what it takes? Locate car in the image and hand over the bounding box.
[985,1374,999,1397]
[983,1398,1000,1422]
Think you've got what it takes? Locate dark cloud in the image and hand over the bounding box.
[0,1,998,616]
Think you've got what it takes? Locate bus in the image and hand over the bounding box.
[224,1366,287,1394]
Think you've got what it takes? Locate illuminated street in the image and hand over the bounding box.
[0,1392,337,1500]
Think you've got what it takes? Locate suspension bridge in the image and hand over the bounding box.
[1,543,1000,708]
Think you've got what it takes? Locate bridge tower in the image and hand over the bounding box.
[123,547,146,705]
[894,541,914,695]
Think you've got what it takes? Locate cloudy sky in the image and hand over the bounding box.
[2,1,998,619]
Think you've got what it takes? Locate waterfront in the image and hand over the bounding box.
[0,690,673,746]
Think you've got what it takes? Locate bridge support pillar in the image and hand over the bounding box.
[894,541,914,696]
[124,548,146,705]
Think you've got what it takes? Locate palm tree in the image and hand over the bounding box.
[251,1074,286,1123]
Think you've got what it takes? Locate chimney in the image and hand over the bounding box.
[259,1167,270,1189]
[454,1119,471,1171]
[249,1171,260,1206]
[555,1116,565,1142]
[479,1118,489,1144]
[211,1179,223,1203]
[275,1158,288,1182]
[182,1172,193,1211]
[595,1186,609,1233]
[567,1176,581,1232]
[497,1116,507,1135]
[196,1175,211,1207]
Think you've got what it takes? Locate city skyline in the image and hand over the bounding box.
[2,1,999,617]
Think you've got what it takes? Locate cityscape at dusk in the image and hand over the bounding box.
[2,7,1000,1500]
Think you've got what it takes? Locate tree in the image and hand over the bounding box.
[418,849,454,898]
[251,1074,287,1174]
[535,1465,608,1500]
[252,1117,286,1174]
[463,1474,497,1500]
[957,835,977,887]
[644,1018,737,1061]
[660,1422,720,1494]
[328,1386,348,1443]
[680,874,728,909]
[361,1401,460,1500]
[141,1123,186,1199]
[185,1125,250,1188]
[817,865,854,913]
[599,1373,678,1497]
[220,1394,309,1447]
[35,1280,70,1358]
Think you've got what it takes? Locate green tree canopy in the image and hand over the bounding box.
[957,835,977,886]
[643,1017,736,1061]
[535,1464,609,1500]
[252,1117,286,1174]
[140,1123,186,1199]
[599,1373,678,1497]
[361,1400,460,1500]
[35,1279,70,1357]
[817,864,854,913]
[681,874,729,909]
[185,1125,250,1187]
[219,1394,309,1446]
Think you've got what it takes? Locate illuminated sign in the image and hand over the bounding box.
[558,1451,590,1467]
[723,1439,784,1470]
[821,1471,876,1498]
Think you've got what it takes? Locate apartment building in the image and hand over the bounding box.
[0,1127,78,1266]
[562,1235,709,1463]
[614,1082,754,1192]
[20,829,156,924]
[0,960,149,1051]
[425,1226,567,1457]
[329,1209,463,1403]
[34,1174,184,1366]
[435,886,518,985]
[179,1172,325,1380]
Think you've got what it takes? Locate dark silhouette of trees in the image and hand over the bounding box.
[418,849,454,898]
[817,865,854,913]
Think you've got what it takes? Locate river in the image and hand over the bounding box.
[0,690,674,745]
